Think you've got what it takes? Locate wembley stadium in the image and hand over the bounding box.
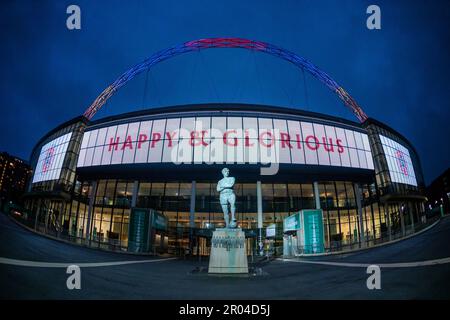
[21,38,428,256]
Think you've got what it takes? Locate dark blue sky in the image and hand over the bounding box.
[0,0,449,184]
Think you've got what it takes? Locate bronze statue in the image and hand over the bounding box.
[217,168,237,228]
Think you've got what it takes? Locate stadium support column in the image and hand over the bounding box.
[313,182,320,209]
[189,181,196,253]
[354,183,366,248]
[408,202,415,233]
[314,182,330,247]
[400,204,406,237]
[85,181,97,244]
[131,181,138,208]
[257,181,263,256]
[385,205,392,241]
[34,199,41,230]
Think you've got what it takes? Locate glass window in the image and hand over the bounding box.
[324,182,337,209]
[345,182,356,208]
[195,183,211,212]
[318,183,327,209]
[164,183,179,212]
[301,183,315,209]
[363,205,374,240]
[178,183,192,214]
[340,209,351,245]
[104,180,116,206]
[100,207,113,241]
[348,209,359,243]
[179,183,192,196]
[95,180,107,205]
[92,206,103,242]
[121,209,130,246]
[80,183,91,198]
[273,184,287,198]
[69,200,79,237]
[262,183,274,221]
[262,183,273,199]
[115,181,130,207]
[287,184,301,210]
[241,183,257,213]
[137,182,151,208]
[335,182,347,208]
[328,210,341,242]
[164,183,179,197]
[110,208,122,241]
[273,184,288,222]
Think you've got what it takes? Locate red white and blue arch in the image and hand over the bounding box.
[83,37,368,122]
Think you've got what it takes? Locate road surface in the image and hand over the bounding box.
[1,213,449,299]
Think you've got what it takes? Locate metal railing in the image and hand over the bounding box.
[7,209,442,257]
[290,214,441,255]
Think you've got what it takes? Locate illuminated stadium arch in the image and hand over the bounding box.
[83,37,368,122]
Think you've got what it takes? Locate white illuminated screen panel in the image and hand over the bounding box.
[77,117,374,170]
[32,132,72,183]
[379,135,417,186]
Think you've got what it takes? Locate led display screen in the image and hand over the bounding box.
[379,134,417,186]
[77,116,374,170]
[32,132,73,183]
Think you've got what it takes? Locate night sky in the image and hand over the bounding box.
[0,0,449,185]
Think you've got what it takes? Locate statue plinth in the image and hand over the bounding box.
[209,168,247,274]
[208,228,248,274]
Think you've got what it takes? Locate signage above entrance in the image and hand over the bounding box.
[77,116,374,170]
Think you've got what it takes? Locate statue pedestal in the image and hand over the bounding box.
[208,228,248,274]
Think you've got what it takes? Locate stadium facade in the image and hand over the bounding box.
[22,104,427,255]
[20,38,428,256]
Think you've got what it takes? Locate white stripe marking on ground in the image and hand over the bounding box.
[277,257,450,268]
[0,257,177,268]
